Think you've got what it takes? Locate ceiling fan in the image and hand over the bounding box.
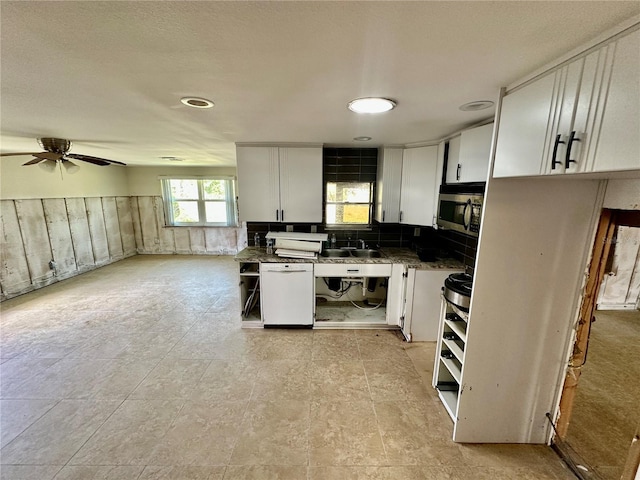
[0,138,126,174]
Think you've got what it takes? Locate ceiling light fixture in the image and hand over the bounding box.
[459,100,494,112]
[180,97,215,109]
[353,136,372,141]
[348,97,396,114]
[161,156,183,162]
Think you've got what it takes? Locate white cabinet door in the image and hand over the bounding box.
[445,135,461,184]
[278,147,322,223]
[237,146,280,222]
[493,72,558,178]
[400,146,438,226]
[591,29,640,173]
[458,123,493,182]
[374,148,403,223]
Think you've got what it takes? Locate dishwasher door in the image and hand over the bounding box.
[260,263,314,326]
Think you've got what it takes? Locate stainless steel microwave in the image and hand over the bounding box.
[437,193,483,237]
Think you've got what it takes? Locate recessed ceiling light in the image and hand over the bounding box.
[180,97,214,109]
[161,156,183,162]
[459,100,494,111]
[348,97,396,114]
[353,136,372,141]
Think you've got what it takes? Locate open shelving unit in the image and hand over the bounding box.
[239,261,262,325]
[433,296,468,423]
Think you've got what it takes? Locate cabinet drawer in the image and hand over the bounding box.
[314,263,392,277]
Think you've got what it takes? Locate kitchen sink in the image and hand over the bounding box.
[350,249,382,258]
[320,249,351,258]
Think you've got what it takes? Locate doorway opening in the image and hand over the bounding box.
[554,208,640,480]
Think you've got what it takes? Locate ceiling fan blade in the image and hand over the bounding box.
[22,157,45,166]
[0,152,45,157]
[66,154,126,166]
[32,152,63,161]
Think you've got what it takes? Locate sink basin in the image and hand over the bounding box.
[320,249,351,258]
[350,249,382,258]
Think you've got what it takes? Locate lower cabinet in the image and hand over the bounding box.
[403,268,463,342]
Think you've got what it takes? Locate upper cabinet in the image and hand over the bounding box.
[374,148,403,223]
[400,145,439,226]
[446,123,493,184]
[494,27,640,178]
[236,145,322,223]
[375,145,441,227]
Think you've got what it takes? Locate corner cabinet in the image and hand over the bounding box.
[236,145,323,223]
[399,145,439,226]
[375,145,441,227]
[374,148,403,223]
[493,26,640,178]
[445,123,493,184]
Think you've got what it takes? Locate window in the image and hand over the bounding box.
[161,177,238,226]
[325,181,373,225]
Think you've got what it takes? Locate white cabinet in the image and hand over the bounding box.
[399,145,439,226]
[374,148,403,223]
[236,145,322,222]
[404,269,463,342]
[494,27,640,178]
[446,124,493,184]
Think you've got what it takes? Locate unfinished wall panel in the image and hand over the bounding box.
[129,196,144,254]
[137,196,160,253]
[65,198,95,270]
[189,228,206,254]
[85,197,110,266]
[14,199,54,288]
[0,200,31,297]
[173,228,191,254]
[205,228,237,254]
[153,196,175,253]
[116,197,136,256]
[42,198,77,278]
[102,197,124,259]
[598,226,640,309]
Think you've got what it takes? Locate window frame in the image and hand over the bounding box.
[160,176,238,227]
[324,181,374,227]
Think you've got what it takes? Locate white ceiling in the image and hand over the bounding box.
[1,1,638,167]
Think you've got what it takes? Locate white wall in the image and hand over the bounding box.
[603,179,640,210]
[0,156,129,199]
[127,166,236,196]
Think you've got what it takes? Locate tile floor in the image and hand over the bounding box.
[0,255,576,479]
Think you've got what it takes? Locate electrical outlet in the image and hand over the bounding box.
[414,227,421,237]
[310,225,317,233]
[286,225,293,232]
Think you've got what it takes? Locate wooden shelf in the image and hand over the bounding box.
[437,389,458,421]
[444,316,467,343]
[440,356,462,384]
[443,337,464,363]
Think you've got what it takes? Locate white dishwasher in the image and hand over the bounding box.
[260,263,314,326]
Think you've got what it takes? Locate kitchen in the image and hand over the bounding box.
[1,2,639,479]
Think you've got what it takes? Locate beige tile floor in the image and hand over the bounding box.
[0,255,576,480]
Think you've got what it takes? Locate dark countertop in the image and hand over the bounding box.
[234,247,464,271]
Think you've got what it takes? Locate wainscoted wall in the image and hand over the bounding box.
[130,196,244,255]
[0,197,137,300]
[0,196,246,300]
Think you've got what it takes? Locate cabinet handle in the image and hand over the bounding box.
[281,210,284,221]
[400,211,403,222]
[551,134,565,170]
[276,210,279,221]
[382,210,385,222]
[565,131,581,169]
[456,164,461,181]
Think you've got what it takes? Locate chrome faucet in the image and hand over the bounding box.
[359,239,366,249]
